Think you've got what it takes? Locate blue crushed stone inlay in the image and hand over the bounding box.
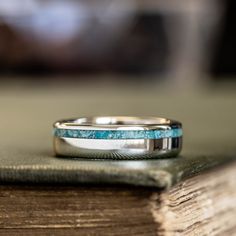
[54,128,183,140]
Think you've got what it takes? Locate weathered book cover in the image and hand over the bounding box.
[0,163,235,235]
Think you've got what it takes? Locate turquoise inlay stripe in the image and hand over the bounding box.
[54,128,182,140]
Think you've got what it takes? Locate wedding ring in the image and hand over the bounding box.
[53,116,183,159]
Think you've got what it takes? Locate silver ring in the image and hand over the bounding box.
[53,116,183,159]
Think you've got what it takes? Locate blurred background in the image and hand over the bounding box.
[0,0,236,155]
[0,0,235,82]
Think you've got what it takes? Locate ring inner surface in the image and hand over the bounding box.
[72,117,171,126]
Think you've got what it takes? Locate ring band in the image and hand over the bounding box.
[53,116,183,159]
